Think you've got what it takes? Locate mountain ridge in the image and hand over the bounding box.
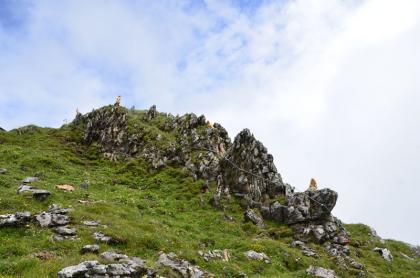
[0,101,418,277]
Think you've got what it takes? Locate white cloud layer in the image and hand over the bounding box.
[1,0,419,244]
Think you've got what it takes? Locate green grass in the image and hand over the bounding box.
[0,119,419,277]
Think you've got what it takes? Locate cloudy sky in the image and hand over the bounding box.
[1,0,419,244]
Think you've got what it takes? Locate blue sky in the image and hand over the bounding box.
[1,0,420,245]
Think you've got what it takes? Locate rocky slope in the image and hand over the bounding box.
[0,101,419,277]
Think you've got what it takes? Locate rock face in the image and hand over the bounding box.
[158,252,214,278]
[83,103,128,160]
[36,205,71,227]
[219,129,287,203]
[244,209,265,228]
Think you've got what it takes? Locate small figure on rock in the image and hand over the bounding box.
[115,95,121,106]
[308,178,318,191]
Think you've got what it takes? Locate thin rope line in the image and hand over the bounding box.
[192,146,327,208]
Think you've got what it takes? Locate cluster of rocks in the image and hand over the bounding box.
[158,252,214,277]
[36,204,76,241]
[290,240,318,257]
[198,249,229,262]
[58,251,154,278]
[17,177,50,201]
[325,242,364,270]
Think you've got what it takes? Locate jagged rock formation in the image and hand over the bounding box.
[75,103,231,181]
[83,103,128,161]
[219,129,288,203]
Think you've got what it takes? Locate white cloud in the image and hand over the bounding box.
[0,0,419,244]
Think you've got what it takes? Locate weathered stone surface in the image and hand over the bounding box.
[0,168,7,174]
[373,247,393,261]
[284,189,338,224]
[244,209,265,228]
[158,252,214,278]
[306,265,338,278]
[219,129,287,203]
[244,250,270,263]
[81,245,99,254]
[83,103,128,160]
[0,211,31,227]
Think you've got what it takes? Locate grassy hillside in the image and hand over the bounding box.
[0,109,419,277]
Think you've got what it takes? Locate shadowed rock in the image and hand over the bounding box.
[0,212,31,227]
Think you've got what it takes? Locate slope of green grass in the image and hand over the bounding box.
[0,125,419,277]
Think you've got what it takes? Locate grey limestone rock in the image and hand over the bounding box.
[306,265,339,278]
[373,247,393,261]
[158,252,214,278]
[0,211,31,227]
[244,250,271,263]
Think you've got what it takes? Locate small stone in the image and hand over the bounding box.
[54,226,76,236]
[0,168,7,174]
[93,232,117,244]
[80,182,89,189]
[22,177,39,183]
[100,251,128,262]
[81,245,100,254]
[244,250,270,263]
[82,220,100,226]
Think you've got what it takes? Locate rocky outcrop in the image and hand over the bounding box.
[83,103,128,160]
[219,129,287,203]
[291,241,318,257]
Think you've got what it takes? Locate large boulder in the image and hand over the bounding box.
[219,129,287,203]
